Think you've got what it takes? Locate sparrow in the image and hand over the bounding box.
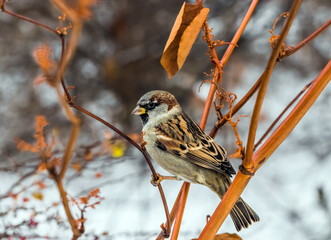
[132,90,259,231]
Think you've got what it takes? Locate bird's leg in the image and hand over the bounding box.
[150,173,180,186]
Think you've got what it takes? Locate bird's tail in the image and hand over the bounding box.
[229,197,260,231]
[205,172,259,231]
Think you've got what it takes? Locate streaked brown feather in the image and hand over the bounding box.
[155,112,235,177]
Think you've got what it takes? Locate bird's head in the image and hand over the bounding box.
[132,90,180,126]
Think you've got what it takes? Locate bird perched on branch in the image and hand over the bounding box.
[132,90,259,231]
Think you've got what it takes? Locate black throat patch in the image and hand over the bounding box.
[140,114,149,126]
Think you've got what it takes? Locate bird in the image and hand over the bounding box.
[132,90,259,231]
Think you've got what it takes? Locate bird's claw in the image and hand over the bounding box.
[150,173,180,186]
[150,173,162,187]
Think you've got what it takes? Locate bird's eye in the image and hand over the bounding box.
[145,102,157,110]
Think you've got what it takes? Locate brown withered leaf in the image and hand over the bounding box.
[161,3,209,78]
[215,233,242,240]
[192,233,242,240]
[33,43,56,76]
[35,115,48,149]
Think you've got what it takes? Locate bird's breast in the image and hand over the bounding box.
[142,132,207,185]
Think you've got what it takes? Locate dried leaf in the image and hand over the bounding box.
[161,3,209,78]
[214,233,242,240]
[32,192,43,201]
[35,116,48,149]
[16,139,39,153]
[112,141,126,158]
[33,43,55,76]
[80,197,88,204]
[128,133,142,144]
[8,192,19,201]
[72,162,82,172]
[192,233,242,240]
[84,148,93,161]
[90,188,100,197]
[36,180,47,189]
[95,172,103,178]
[15,116,53,160]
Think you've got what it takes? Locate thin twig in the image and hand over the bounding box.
[56,180,83,239]
[278,18,331,61]
[156,183,190,240]
[253,60,331,168]
[254,80,313,150]
[1,7,60,35]
[1,169,37,196]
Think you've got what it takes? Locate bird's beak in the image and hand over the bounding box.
[131,105,146,115]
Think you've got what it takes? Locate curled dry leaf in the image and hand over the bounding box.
[161,3,209,78]
[214,233,242,240]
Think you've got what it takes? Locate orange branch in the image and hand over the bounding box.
[156,183,188,240]
[56,84,81,181]
[219,0,259,69]
[56,180,82,239]
[199,70,220,129]
[254,80,312,150]
[253,59,331,168]
[198,172,251,239]
[244,0,302,170]
[202,57,328,240]
[198,1,302,239]
[170,183,190,240]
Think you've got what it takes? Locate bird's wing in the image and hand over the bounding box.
[155,112,236,177]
